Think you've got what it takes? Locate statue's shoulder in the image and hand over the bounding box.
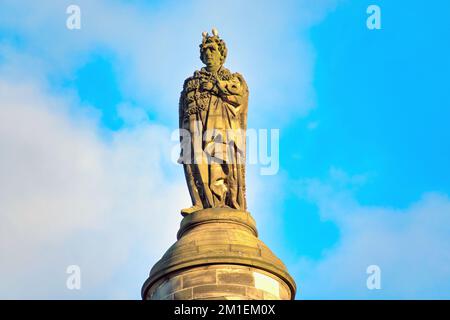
[181,71,202,93]
[220,68,247,85]
[222,69,248,95]
[233,72,247,88]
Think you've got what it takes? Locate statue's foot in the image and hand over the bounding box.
[181,205,203,217]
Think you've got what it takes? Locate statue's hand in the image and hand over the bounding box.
[200,81,214,91]
[218,78,242,96]
[216,80,231,95]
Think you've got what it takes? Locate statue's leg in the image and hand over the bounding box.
[181,164,203,216]
[236,164,247,210]
[228,163,240,209]
[197,159,214,208]
[210,162,228,207]
[224,142,243,209]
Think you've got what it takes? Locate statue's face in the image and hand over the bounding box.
[202,42,222,71]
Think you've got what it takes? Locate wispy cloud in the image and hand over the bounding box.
[0,0,340,298]
[0,0,339,125]
[292,169,450,299]
[0,78,186,298]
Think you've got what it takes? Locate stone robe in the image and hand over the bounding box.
[179,66,248,210]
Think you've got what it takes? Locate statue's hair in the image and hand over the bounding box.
[199,33,227,65]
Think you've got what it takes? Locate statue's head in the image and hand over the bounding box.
[199,28,227,72]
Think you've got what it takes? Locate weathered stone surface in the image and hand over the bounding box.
[142,209,296,300]
[253,272,280,297]
[182,269,217,288]
[245,287,265,300]
[193,284,247,299]
[148,275,182,300]
[179,30,249,215]
[141,31,296,301]
[263,292,279,300]
[202,296,247,300]
[279,282,291,300]
[145,263,293,300]
[217,269,255,286]
[173,288,193,300]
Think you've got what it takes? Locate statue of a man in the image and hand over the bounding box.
[178,29,249,216]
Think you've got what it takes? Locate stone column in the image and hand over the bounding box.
[142,208,296,300]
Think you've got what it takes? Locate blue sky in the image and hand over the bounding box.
[281,0,450,249]
[0,0,449,299]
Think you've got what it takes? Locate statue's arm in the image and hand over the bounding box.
[221,93,244,107]
[178,95,183,142]
[177,85,188,164]
[217,74,248,107]
[178,91,184,131]
[179,78,190,132]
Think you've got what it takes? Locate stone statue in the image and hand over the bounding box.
[178,28,249,216]
[143,30,296,301]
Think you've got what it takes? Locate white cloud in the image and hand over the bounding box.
[0,0,339,125]
[0,0,342,298]
[0,78,187,299]
[292,170,450,299]
[0,73,295,299]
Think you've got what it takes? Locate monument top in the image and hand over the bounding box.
[178,29,249,216]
